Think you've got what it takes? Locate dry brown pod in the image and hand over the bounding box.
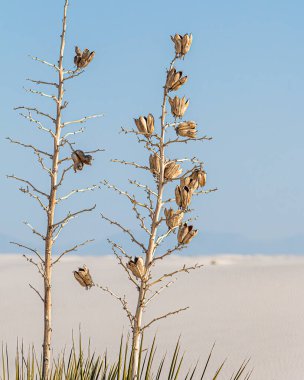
[127,257,146,280]
[134,114,154,136]
[168,96,189,118]
[180,176,199,191]
[71,150,93,173]
[175,185,193,209]
[177,223,198,245]
[166,68,188,92]
[73,265,93,289]
[164,161,182,180]
[171,33,193,57]
[190,169,207,187]
[149,153,161,176]
[164,208,184,229]
[74,46,95,69]
[176,121,197,138]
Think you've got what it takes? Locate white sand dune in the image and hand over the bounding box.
[1,254,304,379]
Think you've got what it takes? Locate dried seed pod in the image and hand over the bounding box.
[180,176,199,191]
[164,208,184,229]
[176,121,197,138]
[134,114,154,136]
[177,223,198,245]
[149,153,161,176]
[74,46,95,69]
[164,161,182,180]
[175,185,193,209]
[166,68,188,92]
[73,265,93,289]
[168,96,189,118]
[127,257,146,280]
[71,150,93,172]
[171,33,193,57]
[190,169,206,187]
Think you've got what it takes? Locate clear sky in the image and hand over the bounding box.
[0,0,303,254]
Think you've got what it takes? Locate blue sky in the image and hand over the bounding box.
[0,0,303,254]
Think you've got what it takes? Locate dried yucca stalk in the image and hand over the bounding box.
[92,31,215,380]
[8,1,102,377]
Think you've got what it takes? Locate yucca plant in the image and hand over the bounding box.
[1,336,252,380]
[7,0,102,376]
[76,33,217,379]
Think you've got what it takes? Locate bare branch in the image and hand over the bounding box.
[53,205,96,228]
[145,280,176,305]
[57,184,99,203]
[94,283,134,327]
[35,151,53,176]
[23,221,45,240]
[7,175,49,198]
[60,127,85,142]
[19,112,55,137]
[63,69,84,81]
[56,165,73,188]
[19,186,48,212]
[23,87,58,102]
[30,55,59,71]
[193,188,218,196]
[29,284,44,302]
[14,106,56,123]
[107,239,139,289]
[141,306,189,331]
[149,263,204,287]
[111,159,150,172]
[63,114,103,127]
[101,212,147,253]
[128,179,157,197]
[10,241,44,263]
[101,180,153,215]
[164,135,213,146]
[6,137,52,158]
[22,254,45,278]
[26,78,59,88]
[152,244,185,263]
[52,239,94,266]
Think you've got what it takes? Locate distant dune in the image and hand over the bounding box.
[0,254,303,379]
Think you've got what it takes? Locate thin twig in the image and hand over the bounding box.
[52,239,94,265]
[29,284,44,303]
[141,307,189,331]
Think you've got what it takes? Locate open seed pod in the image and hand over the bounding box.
[175,185,193,209]
[190,169,207,187]
[177,223,198,245]
[164,161,182,180]
[127,257,146,280]
[149,153,161,176]
[168,96,189,118]
[164,208,184,229]
[134,114,154,137]
[73,265,93,289]
[166,68,188,92]
[71,150,93,172]
[171,33,193,57]
[180,176,199,191]
[176,121,197,138]
[74,46,95,69]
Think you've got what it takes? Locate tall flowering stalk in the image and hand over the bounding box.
[8,0,102,377]
[76,33,216,379]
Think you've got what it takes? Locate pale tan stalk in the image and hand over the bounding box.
[131,56,177,380]
[42,1,68,377]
